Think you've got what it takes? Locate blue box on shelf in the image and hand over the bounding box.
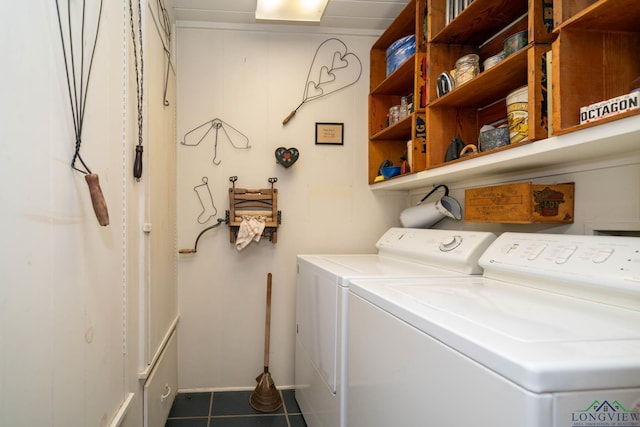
[386,35,415,77]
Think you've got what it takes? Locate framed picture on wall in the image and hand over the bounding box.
[315,122,344,145]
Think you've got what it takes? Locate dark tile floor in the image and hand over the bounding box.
[165,389,307,427]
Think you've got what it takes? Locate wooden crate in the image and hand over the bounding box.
[551,0,640,135]
[465,182,574,223]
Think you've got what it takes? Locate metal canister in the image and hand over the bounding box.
[454,54,479,86]
[506,86,529,143]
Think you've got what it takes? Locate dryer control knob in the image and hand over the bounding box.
[440,235,462,251]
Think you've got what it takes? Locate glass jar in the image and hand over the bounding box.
[454,54,479,86]
[399,96,408,119]
[389,105,401,125]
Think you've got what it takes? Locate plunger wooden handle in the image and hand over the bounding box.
[85,173,109,226]
[282,110,296,125]
[264,272,272,367]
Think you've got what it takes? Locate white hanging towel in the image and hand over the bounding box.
[236,216,266,251]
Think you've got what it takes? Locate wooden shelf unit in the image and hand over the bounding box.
[424,0,554,170]
[368,0,639,188]
[368,0,427,184]
[369,114,640,192]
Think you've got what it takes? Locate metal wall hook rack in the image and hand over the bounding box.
[225,176,281,244]
[180,118,251,166]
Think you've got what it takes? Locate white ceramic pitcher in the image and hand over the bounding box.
[399,184,462,228]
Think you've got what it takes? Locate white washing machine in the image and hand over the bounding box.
[348,232,640,427]
[294,228,497,427]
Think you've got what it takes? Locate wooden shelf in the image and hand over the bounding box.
[428,45,529,108]
[554,109,640,136]
[429,0,527,44]
[371,54,416,96]
[370,114,640,191]
[370,114,414,140]
[372,0,418,49]
[425,41,550,170]
[554,0,640,33]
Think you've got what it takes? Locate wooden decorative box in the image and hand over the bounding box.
[465,182,574,223]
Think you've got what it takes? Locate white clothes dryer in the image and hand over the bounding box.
[348,232,640,427]
[294,228,497,427]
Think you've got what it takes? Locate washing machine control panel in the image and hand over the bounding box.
[479,233,640,309]
[376,228,497,274]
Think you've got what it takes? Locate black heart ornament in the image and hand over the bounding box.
[275,147,299,168]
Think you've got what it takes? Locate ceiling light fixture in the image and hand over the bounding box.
[256,0,329,23]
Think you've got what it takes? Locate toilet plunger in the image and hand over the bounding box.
[249,273,283,412]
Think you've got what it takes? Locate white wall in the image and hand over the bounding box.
[1,2,128,425]
[175,22,640,393]
[175,24,407,390]
[423,153,640,235]
[1,2,177,426]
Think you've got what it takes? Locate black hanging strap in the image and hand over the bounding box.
[129,0,145,180]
